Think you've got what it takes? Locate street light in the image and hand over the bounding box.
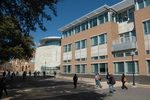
[45,61,46,75]
[131,51,135,86]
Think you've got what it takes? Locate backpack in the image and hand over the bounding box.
[124,77,127,82]
[110,77,116,84]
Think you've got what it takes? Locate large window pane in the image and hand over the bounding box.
[99,63,107,74]
[137,0,144,9]
[81,39,86,49]
[91,36,98,46]
[147,60,150,74]
[75,41,80,50]
[91,64,98,74]
[145,0,150,6]
[99,34,105,44]
[114,62,124,74]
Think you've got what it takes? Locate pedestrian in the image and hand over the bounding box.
[37,71,40,76]
[73,74,78,89]
[43,71,46,77]
[23,71,27,81]
[108,74,116,93]
[29,70,32,77]
[121,74,128,90]
[54,71,56,78]
[34,71,37,77]
[11,72,15,80]
[0,78,8,99]
[2,71,6,77]
[95,73,102,88]
[106,72,110,90]
[16,71,19,76]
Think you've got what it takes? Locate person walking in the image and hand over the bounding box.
[73,74,78,89]
[95,73,102,88]
[23,71,27,81]
[121,74,128,90]
[2,71,6,78]
[108,74,116,93]
[29,70,32,77]
[0,78,8,99]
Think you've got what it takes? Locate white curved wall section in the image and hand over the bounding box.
[34,46,61,72]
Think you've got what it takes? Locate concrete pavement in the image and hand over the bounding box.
[1,75,150,100]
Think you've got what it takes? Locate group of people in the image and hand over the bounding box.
[72,73,128,93]
[95,73,128,93]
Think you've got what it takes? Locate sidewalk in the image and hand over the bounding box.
[56,75,150,89]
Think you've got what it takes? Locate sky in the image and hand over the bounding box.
[30,0,123,45]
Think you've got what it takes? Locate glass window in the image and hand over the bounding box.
[81,64,86,73]
[126,61,133,74]
[98,15,104,24]
[91,36,98,46]
[99,55,106,59]
[114,53,124,58]
[75,59,80,62]
[129,8,135,20]
[68,44,72,52]
[137,0,144,9]
[114,62,124,74]
[63,45,67,52]
[147,60,150,74]
[93,18,97,27]
[81,58,86,61]
[145,0,150,6]
[143,20,150,35]
[91,64,98,74]
[75,25,80,34]
[99,34,106,45]
[75,65,80,73]
[81,39,86,49]
[91,56,98,60]
[75,41,80,50]
[99,63,107,74]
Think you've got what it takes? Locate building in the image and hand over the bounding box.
[34,37,61,73]
[59,0,150,83]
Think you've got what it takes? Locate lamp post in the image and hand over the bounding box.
[45,61,46,75]
[131,51,135,86]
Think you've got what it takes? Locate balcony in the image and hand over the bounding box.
[112,36,136,52]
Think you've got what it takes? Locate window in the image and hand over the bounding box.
[68,44,72,52]
[91,63,107,74]
[147,60,150,74]
[75,59,80,62]
[120,31,136,43]
[63,65,71,73]
[98,13,108,25]
[91,56,98,60]
[99,34,106,44]
[114,53,124,58]
[136,0,150,10]
[75,64,86,73]
[143,20,150,35]
[117,7,135,23]
[75,41,80,50]
[129,8,135,20]
[114,62,124,74]
[91,36,98,46]
[90,17,97,28]
[91,64,98,74]
[99,63,108,74]
[81,58,86,61]
[114,61,139,75]
[81,39,86,49]
[63,45,67,52]
[75,25,80,34]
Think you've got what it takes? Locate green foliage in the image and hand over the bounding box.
[0,16,35,64]
[0,0,62,35]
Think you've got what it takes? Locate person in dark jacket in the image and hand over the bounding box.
[108,74,116,93]
[73,74,78,89]
[121,74,128,90]
[0,78,8,99]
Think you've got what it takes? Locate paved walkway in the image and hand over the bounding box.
[1,75,150,100]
